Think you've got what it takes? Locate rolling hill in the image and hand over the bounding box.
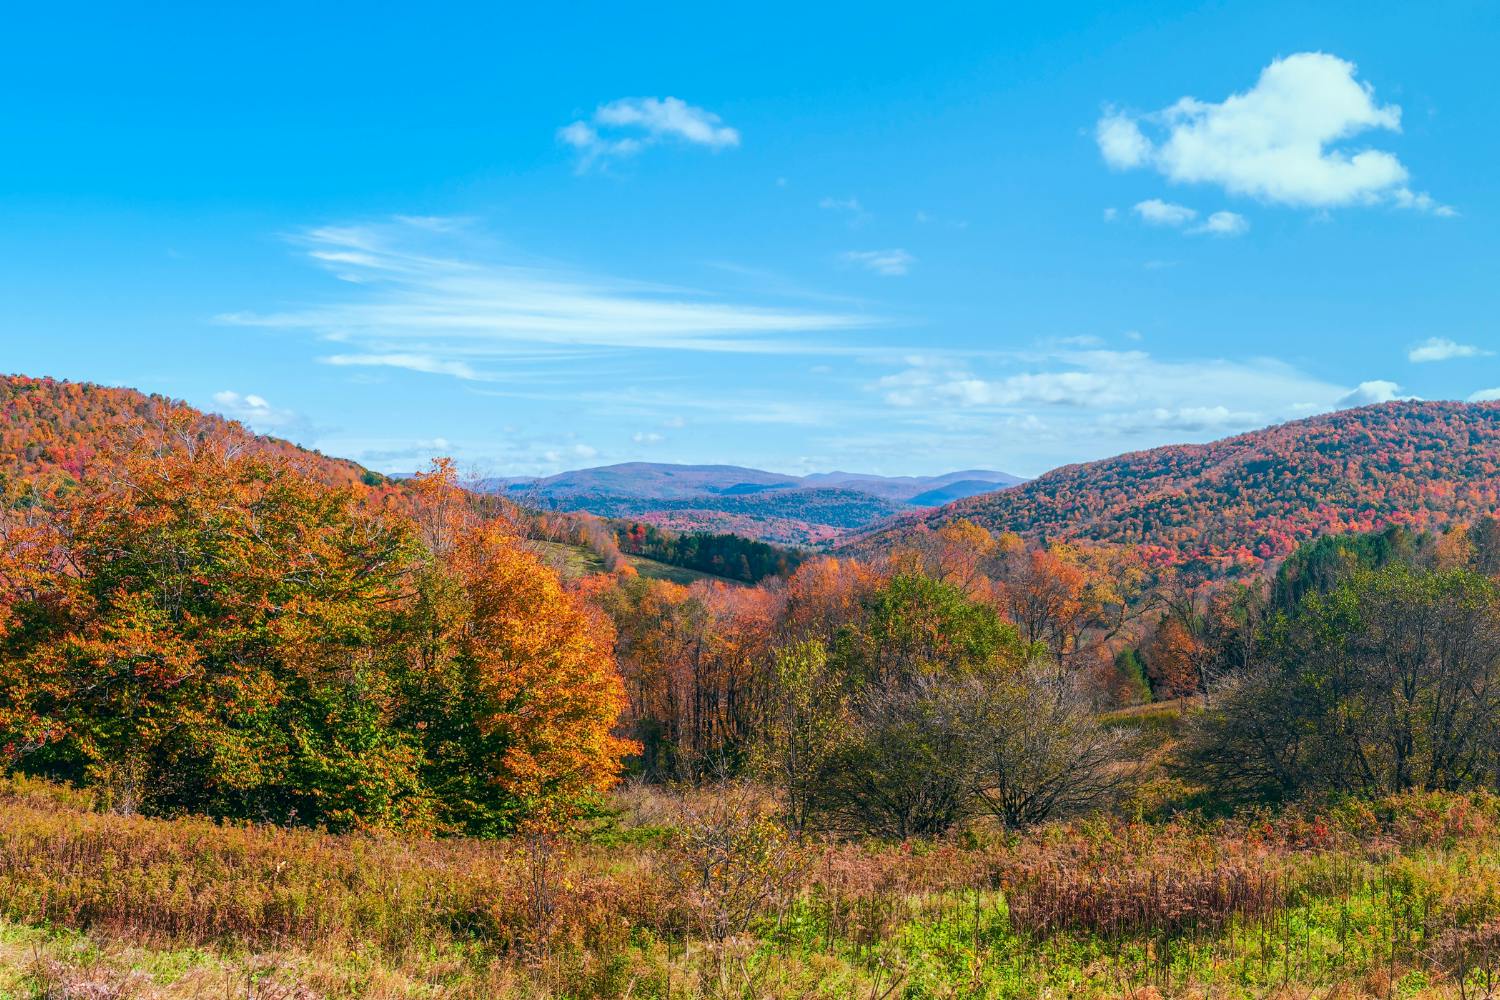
[483,463,1023,545]
[0,374,380,491]
[844,401,1500,574]
[0,373,1016,552]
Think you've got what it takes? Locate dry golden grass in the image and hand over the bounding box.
[2,776,1500,998]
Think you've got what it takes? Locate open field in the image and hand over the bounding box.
[530,539,734,586]
[1,777,1498,999]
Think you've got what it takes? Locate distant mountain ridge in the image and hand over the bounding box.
[843,401,1500,574]
[481,463,1025,546]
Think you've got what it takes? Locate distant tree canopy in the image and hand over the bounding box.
[0,444,632,835]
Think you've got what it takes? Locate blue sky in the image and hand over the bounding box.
[2,1,1497,478]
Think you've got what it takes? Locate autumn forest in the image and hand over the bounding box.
[5,374,1500,998]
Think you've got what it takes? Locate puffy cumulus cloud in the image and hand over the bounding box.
[559,97,739,169]
[1337,380,1412,406]
[1098,53,1450,213]
[1189,211,1249,237]
[1096,113,1152,169]
[1408,338,1493,363]
[840,248,914,276]
[211,391,300,431]
[1131,201,1248,237]
[1470,387,1500,403]
[1133,199,1197,226]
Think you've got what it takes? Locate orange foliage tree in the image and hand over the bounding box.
[599,575,780,778]
[403,460,634,833]
[0,448,632,835]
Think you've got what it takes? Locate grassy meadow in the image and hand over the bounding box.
[531,539,730,587]
[1,775,1499,999]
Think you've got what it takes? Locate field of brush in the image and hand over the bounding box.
[0,778,1498,999]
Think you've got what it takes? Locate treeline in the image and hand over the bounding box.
[594,516,1500,836]
[530,511,803,584]
[595,523,1148,833]
[7,385,1500,844]
[0,426,631,835]
[616,521,802,583]
[1180,520,1500,804]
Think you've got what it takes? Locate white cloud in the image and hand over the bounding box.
[819,195,870,226]
[594,98,739,147]
[220,217,876,380]
[1131,201,1248,236]
[1469,387,1500,403]
[1134,199,1197,226]
[1098,52,1450,213]
[323,353,483,380]
[874,349,1344,436]
[559,96,739,169]
[1096,113,1151,169]
[211,391,299,431]
[544,443,599,465]
[1189,211,1250,237]
[1337,380,1410,406]
[1106,405,1259,433]
[1393,189,1458,217]
[841,249,915,276]
[632,431,665,445]
[1408,337,1492,363]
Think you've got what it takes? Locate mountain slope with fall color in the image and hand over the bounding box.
[845,401,1500,573]
[0,374,380,493]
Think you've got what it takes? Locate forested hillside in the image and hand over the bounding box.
[849,401,1500,574]
[0,374,380,491]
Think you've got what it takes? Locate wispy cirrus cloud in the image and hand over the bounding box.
[218,217,879,381]
[841,249,914,276]
[323,353,483,380]
[559,97,739,170]
[818,195,870,226]
[1098,52,1452,214]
